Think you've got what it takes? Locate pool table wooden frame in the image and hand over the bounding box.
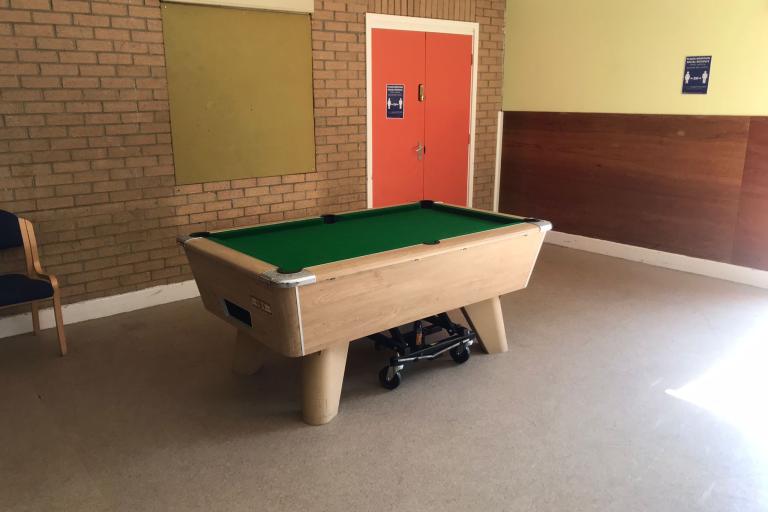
[179,205,551,425]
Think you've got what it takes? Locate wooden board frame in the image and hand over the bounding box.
[161,0,313,13]
[162,4,316,184]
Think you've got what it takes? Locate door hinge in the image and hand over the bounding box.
[470,53,473,66]
[418,83,425,102]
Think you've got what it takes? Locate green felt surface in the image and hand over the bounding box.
[206,203,523,272]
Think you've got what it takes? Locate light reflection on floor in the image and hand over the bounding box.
[666,315,768,504]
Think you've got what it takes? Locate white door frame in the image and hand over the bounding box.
[365,13,480,208]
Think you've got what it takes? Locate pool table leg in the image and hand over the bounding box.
[462,296,508,354]
[231,330,267,375]
[301,341,350,425]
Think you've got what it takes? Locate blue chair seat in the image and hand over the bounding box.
[0,274,54,307]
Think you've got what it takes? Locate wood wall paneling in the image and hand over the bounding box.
[733,118,768,269]
[499,112,751,264]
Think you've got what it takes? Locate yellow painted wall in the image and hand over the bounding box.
[503,0,768,115]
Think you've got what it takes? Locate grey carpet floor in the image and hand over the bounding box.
[1,245,767,511]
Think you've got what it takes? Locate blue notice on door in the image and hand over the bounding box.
[682,56,712,94]
[386,84,404,119]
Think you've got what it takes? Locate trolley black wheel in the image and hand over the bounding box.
[450,344,471,364]
[378,366,402,390]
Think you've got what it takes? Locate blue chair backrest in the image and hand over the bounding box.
[0,210,23,250]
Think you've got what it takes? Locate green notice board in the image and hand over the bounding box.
[162,3,316,184]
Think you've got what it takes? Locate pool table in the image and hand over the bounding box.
[179,201,551,425]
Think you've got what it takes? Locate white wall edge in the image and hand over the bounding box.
[546,231,768,290]
[0,280,200,340]
[493,110,503,212]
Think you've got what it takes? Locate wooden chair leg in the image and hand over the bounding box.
[301,341,349,425]
[31,302,40,335]
[52,293,67,356]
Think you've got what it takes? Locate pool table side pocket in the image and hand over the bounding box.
[183,239,305,357]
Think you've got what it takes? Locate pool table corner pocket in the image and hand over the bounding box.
[259,268,317,288]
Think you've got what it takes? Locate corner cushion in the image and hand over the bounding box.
[0,274,54,307]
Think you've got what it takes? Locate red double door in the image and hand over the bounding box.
[371,29,473,207]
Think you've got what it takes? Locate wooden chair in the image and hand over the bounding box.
[0,210,67,355]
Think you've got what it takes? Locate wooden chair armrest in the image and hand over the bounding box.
[20,218,47,276]
[46,273,59,288]
[31,271,58,287]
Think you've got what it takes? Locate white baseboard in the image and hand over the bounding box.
[0,280,200,339]
[3,232,766,340]
[546,231,768,289]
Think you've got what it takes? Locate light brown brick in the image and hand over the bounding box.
[128,5,159,18]
[0,0,502,308]
[52,0,89,13]
[91,2,126,16]
[37,195,73,209]
[0,10,31,23]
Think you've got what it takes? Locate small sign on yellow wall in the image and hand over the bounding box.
[682,56,712,95]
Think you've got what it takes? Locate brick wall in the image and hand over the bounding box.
[1,0,505,308]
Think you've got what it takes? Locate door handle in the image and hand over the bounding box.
[415,142,424,161]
